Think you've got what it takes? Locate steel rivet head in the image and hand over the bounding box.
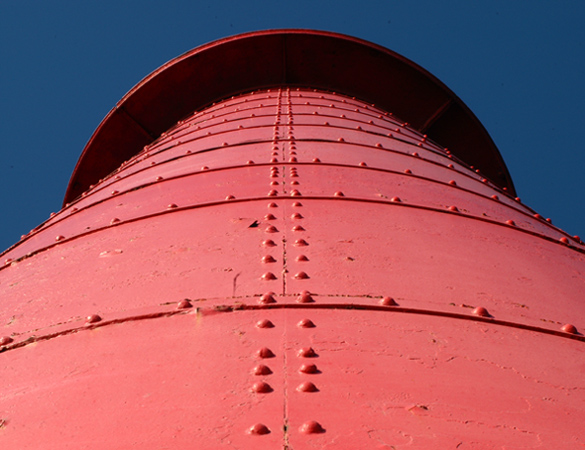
[515,197,521,202]
[253,364,272,375]
[86,314,102,324]
[292,201,303,207]
[264,213,277,221]
[292,225,305,232]
[267,202,278,208]
[379,296,397,306]
[359,161,367,167]
[334,191,344,197]
[262,255,276,264]
[289,157,298,162]
[270,180,279,186]
[0,336,13,346]
[404,169,412,174]
[262,239,277,247]
[156,176,163,181]
[338,137,345,142]
[110,218,120,225]
[55,235,65,242]
[356,126,362,130]
[111,190,119,196]
[296,255,309,262]
[259,292,276,304]
[560,237,569,244]
[448,180,457,186]
[473,306,490,317]
[268,190,278,197]
[256,319,275,328]
[270,157,279,163]
[246,160,255,165]
[290,180,300,185]
[201,166,209,171]
[491,195,499,201]
[256,347,275,358]
[251,381,273,393]
[295,271,309,279]
[312,158,321,163]
[533,213,543,219]
[294,239,309,247]
[546,218,552,223]
[299,363,319,373]
[248,423,270,435]
[390,197,402,203]
[375,143,383,148]
[177,299,192,309]
[297,381,318,392]
[290,172,299,178]
[561,324,578,334]
[412,152,419,157]
[299,421,325,434]
[290,190,302,197]
[265,225,278,233]
[448,164,455,169]
[291,213,303,219]
[298,347,317,357]
[225,195,235,200]
[448,206,459,212]
[261,272,277,280]
[505,220,516,226]
[297,291,314,303]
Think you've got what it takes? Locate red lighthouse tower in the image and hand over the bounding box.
[1,30,584,448]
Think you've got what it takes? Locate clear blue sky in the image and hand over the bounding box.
[1,0,584,252]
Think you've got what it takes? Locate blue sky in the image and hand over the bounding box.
[1,1,584,252]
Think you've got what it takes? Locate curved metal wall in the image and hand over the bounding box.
[1,76,585,447]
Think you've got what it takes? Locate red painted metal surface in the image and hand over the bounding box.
[2,32,585,448]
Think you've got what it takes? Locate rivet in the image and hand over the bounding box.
[505,220,516,226]
[110,218,120,224]
[297,381,318,392]
[448,164,455,169]
[375,143,383,148]
[201,166,209,170]
[295,271,310,279]
[291,180,300,185]
[338,137,345,142]
[262,239,277,247]
[256,347,275,358]
[292,201,303,207]
[175,298,192,309]
[253,364,272,375]
[515,197,521,202]
[259,292,276,304]
[270,157,278,163]
[256,319,275,328]
[390,197,402,203]
[312,157,321,163]
[573,235,581,242]
[265,225,278,233]
[359,161,367,167]
[298,347,317,357]
[404,169,412,174]
[289,151,297,155]
[221,142,228,147]
[299,363,319,373]
[291,213,303,219]
[297,291,314,303]
[324,122,330,126]
[86,314,102,324]
[417,143,423,147]
[448,180,457,186]
[264,213,277,221]
[248,423,270,435]
[379,296,397,306]
[448,206,459,212]
[246,160,255,165]
[533,213,542,219]
[270,181,279,186]
[270,166,279,172]
[290,190,302,197]
[55,235,65,242]
[299,421,325,434]
[472,306,490,317]
[156,176,164,181]
[292,225,305,232]
[270,172,279,179]
[356,126,362,130]
[491,195,499,201]
[546,218,552,223]
[294,239,309,247]
[268,190,278,197]
[561,324,578,334]
[261,272,277,280]
[412,152,419,157]
[150,161,156,166]
[251,381,273,393]
[296,254,309,262]
[225,195,235,200]
[267,202,278,208]
[334,191,344,197]
[110,190,120,196]
[290,172,299,178]
[560,237,569,244]
[0,336,14,346]
[167,203,178,209]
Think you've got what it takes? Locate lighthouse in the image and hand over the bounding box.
[1,30,584,448]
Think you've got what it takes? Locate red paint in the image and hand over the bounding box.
[1,30,584,448]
